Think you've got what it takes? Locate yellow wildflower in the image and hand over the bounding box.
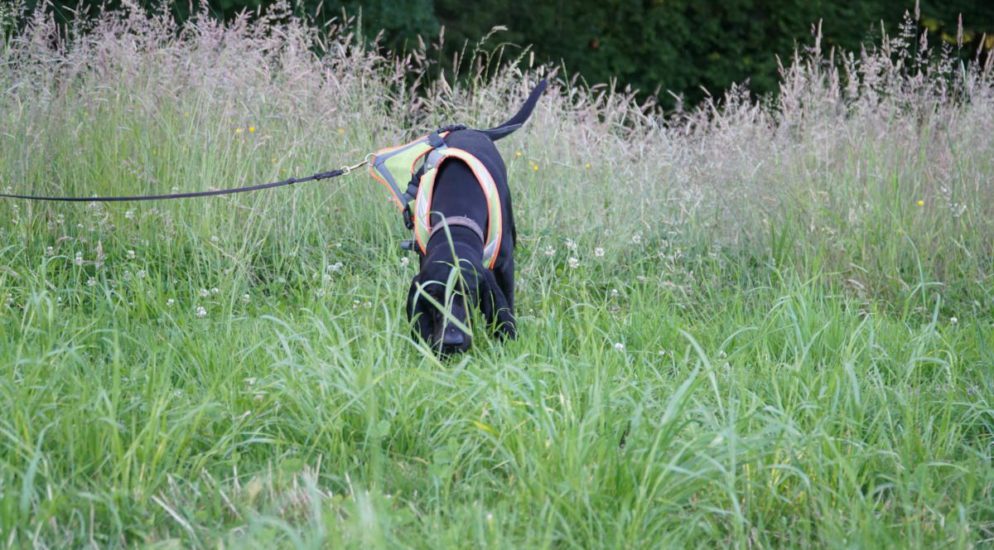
[917,200,925,207]
[248,126,256,134]
[515,150,523,158]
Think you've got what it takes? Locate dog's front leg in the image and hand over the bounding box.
[479,268,516,340]
[493,256,515,312]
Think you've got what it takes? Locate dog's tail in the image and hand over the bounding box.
[479,79,548,142]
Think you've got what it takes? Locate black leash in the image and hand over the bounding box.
[0,79,548,204]
[0,160,367,202]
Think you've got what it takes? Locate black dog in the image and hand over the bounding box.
[406,129,517,355]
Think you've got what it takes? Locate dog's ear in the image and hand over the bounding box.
[478,268,516,340]
[407,275,433,342]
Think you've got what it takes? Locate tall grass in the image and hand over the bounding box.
[1,2,992,547]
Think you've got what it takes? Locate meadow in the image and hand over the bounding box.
[1,4,992,548]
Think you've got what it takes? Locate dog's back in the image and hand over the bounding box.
[431,129,515,253]
[442,130,507,187]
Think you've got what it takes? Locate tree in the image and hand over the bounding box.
[16,0,994,107]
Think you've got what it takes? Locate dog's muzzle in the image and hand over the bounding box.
[436,322,472,356]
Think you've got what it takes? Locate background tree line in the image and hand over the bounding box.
[12,0,994,107]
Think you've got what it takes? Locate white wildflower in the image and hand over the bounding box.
[241,293,250,304]
[195,306,207,318]
[544,245,556,257]
[74,252,84,266]
[124,210,135,220]
[632,233,642,244]
[565,239,577,251]
[614,342,625,352]
[45,246,54,256]
[610,289,619,298]
[568,257,579,269]
[950,317,958,325]
[210,287,219,295]
[328,262,343,272]
[166,298,175,306]
[594,247,605,257]
[400,256,410,268]
[199,288,210,298]
[87,277,96,287]
[127,250,136,260]
[137,270,146,279]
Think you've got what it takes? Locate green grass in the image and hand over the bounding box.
[1,6,993,548]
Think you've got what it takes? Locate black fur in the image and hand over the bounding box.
[406,129,517,354]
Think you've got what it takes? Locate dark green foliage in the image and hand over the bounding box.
[15,0,994,106]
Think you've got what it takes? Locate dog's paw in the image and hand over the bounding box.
[493,311,516,340]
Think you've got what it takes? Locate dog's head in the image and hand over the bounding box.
[407,254,514,355]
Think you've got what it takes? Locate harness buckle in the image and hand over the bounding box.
[400,239,415,251]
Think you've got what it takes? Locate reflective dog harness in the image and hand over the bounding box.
[414,146,503,267]
[366,80,548,269]
[367,130,503,268]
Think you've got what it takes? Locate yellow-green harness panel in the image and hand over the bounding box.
[367,132,446,211]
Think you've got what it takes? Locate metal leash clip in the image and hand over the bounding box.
[340,157,369,176]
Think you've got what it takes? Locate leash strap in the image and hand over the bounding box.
[1,79,548,204]
[0,164,364,202]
